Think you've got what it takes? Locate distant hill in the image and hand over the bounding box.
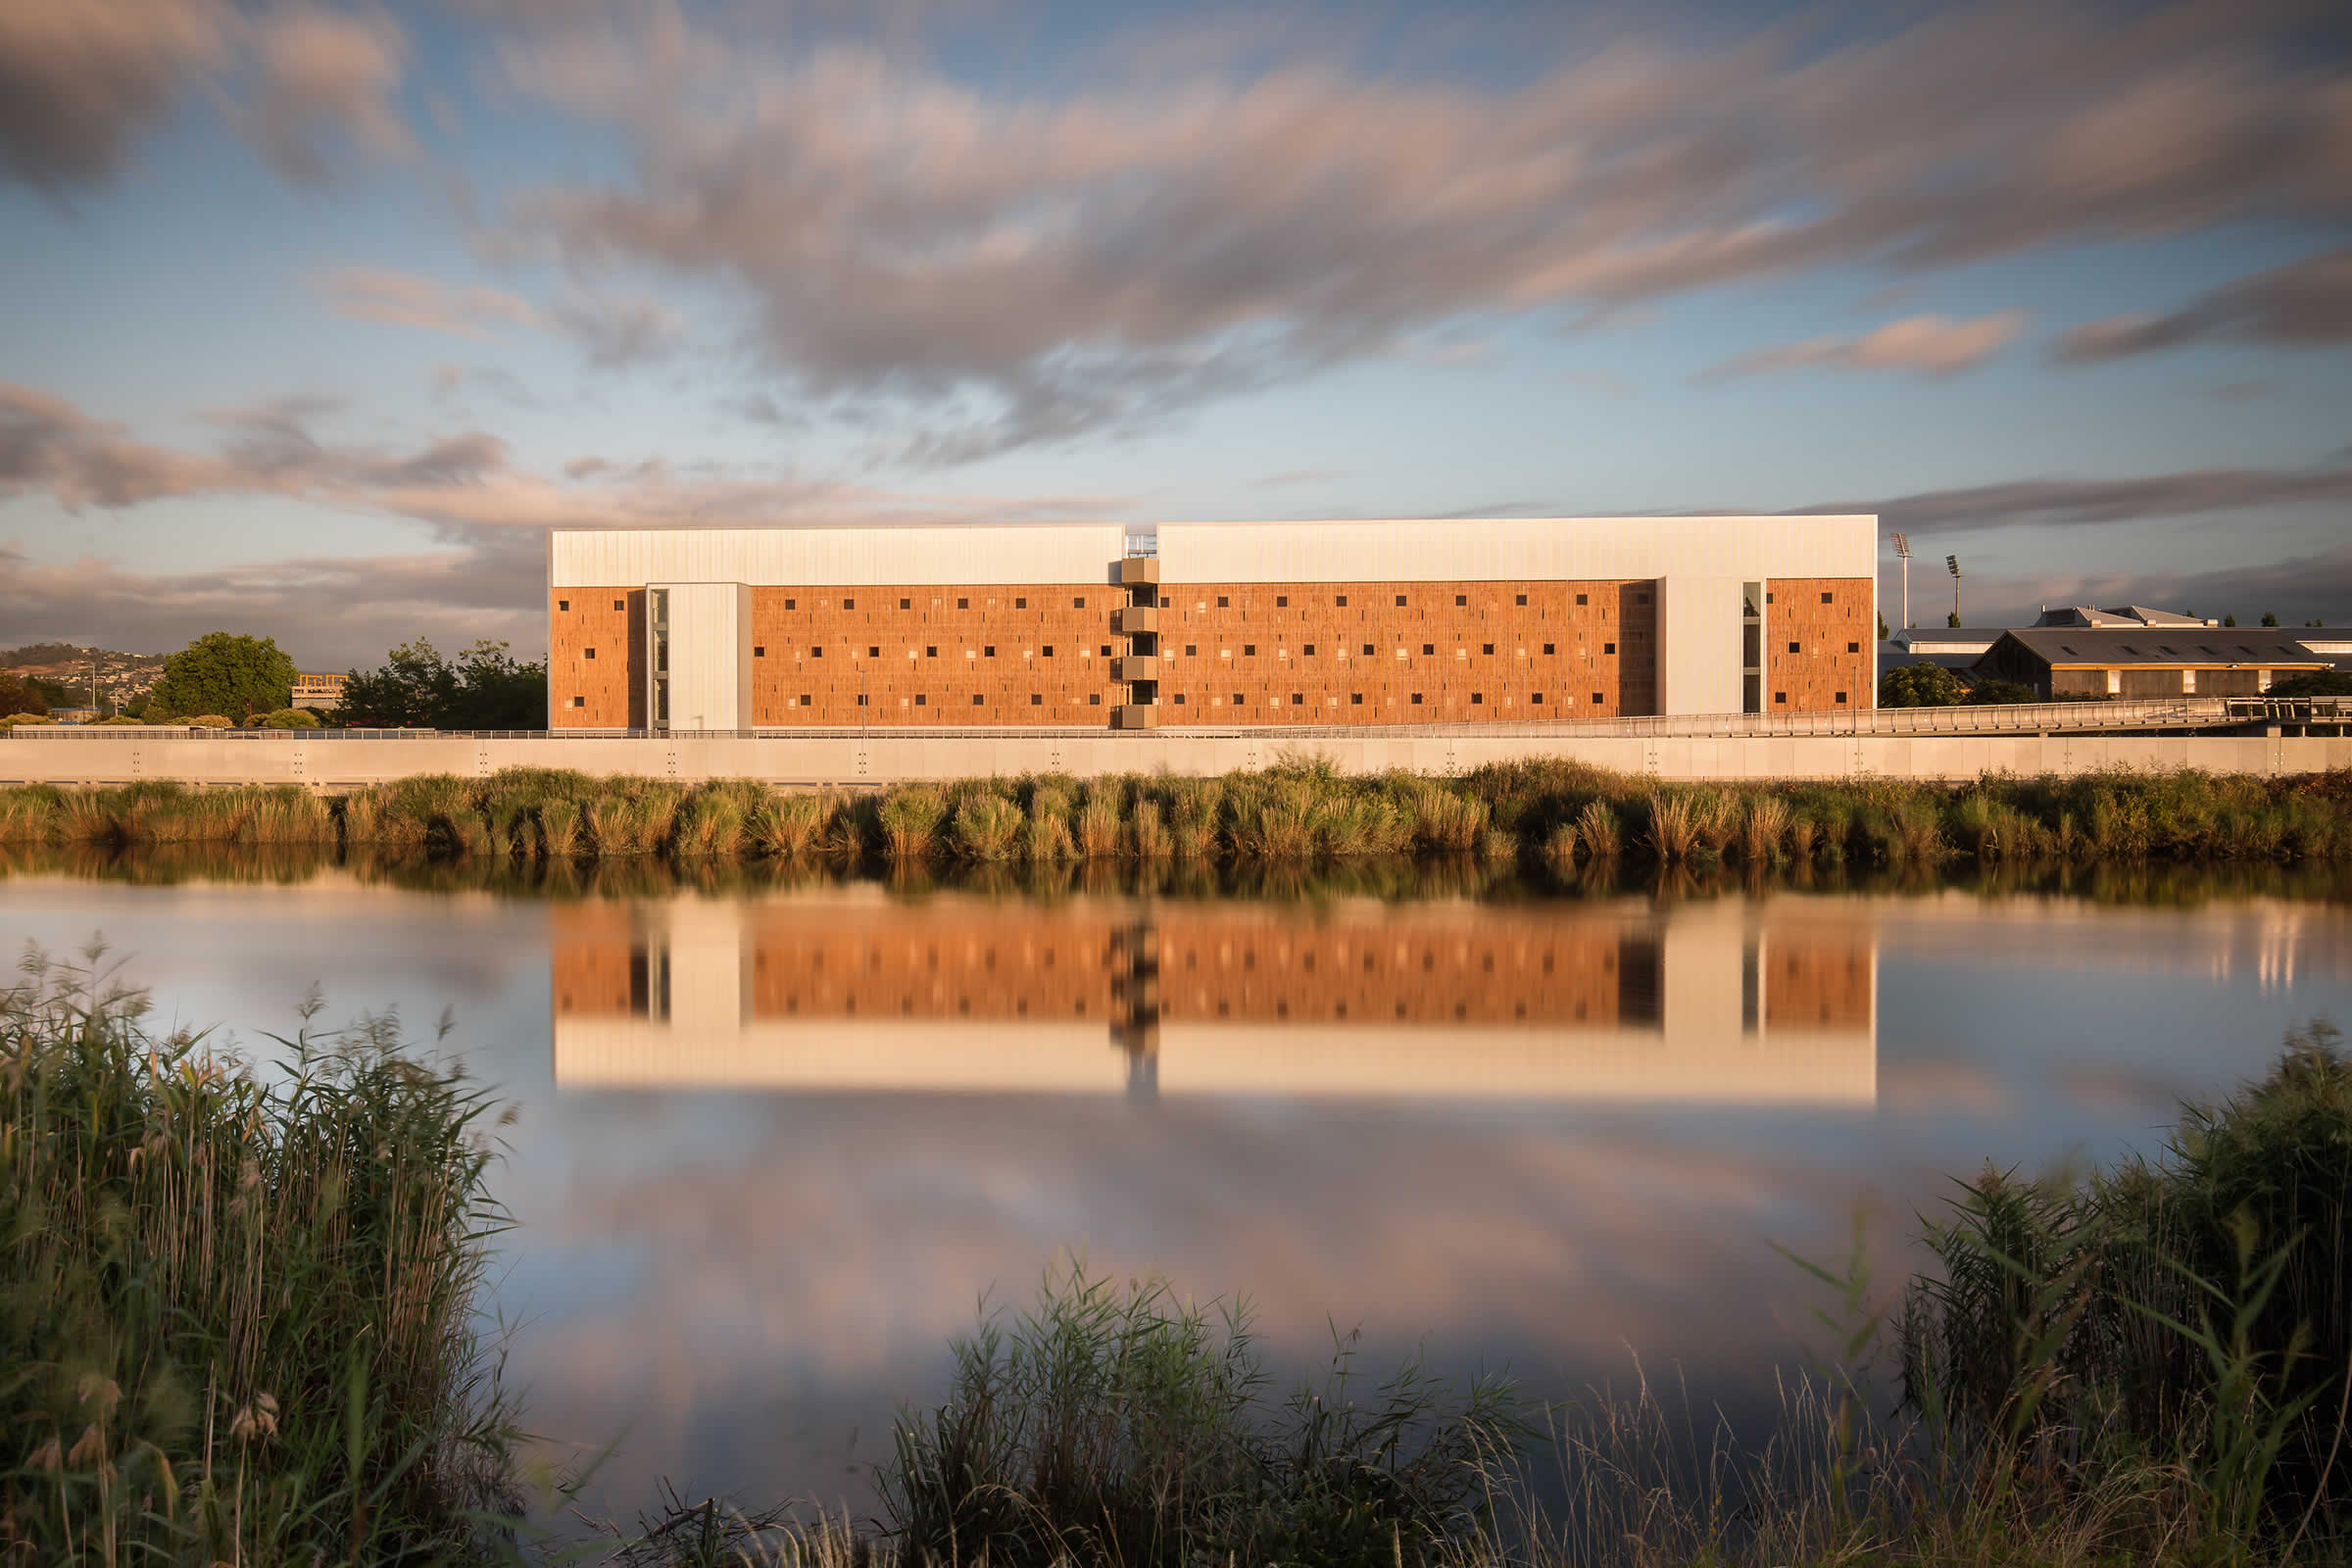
[3,644,169,710]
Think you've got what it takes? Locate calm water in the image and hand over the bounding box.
[6,862,2351,1519]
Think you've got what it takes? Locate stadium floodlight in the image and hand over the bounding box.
[1890,534,1912,632]
[1946,555,1963,624]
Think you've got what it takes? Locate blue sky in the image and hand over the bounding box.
[3,0,2348,667]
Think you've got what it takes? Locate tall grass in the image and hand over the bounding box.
[876,1262,1527,1568]
[878,785,949,859]
[1,948,517,1564]
[7,763,2349,872]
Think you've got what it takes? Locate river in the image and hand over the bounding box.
[5,858,2349,1523]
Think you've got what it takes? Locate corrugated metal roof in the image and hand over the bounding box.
[1987,627,2328,665]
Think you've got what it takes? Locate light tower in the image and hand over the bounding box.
[1890,533,1911,633]
[1945,554,1963,627]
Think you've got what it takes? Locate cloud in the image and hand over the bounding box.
[0,0,227,190]
[314,266,539,337]
[0,380,1136,538]
[2052,245,2352,362]
[547,290,686,368]
[1807,460,2352,533]
[483,0,2352,459]
[0,533,548,669]
[1703,312,2028,380]
[241,6,413,182]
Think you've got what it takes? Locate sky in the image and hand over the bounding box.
[2,0,2349,670]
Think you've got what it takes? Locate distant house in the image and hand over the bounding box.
[46,706,99,724]
[291,671,348,710]
[2032,605,2213,629]
[1974,628,2328,699]
[2293,628,2352,671]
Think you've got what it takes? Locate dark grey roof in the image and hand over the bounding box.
[1984,627,2328,666]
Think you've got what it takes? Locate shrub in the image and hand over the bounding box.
[185,714,233,729]
[258,708,321,729]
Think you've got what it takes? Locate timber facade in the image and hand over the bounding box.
[547,516,1879,729]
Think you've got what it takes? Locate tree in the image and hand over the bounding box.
[2224,614,2237,626]
[150,633,296,720]
[1880,661,1967,708]
[1965,678,2040,706]
[0,673,34,716]
[1947,610,1962,628]
[338,639,548,729]
[2268,671,2352,698]
[2262,611,2280,627]
[1877,611,1889,640]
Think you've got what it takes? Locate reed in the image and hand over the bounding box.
[878,785,949,859]
[1544,820,1580,867]
[1076,787,1123,858]
[1409,783,1487,854]
[1576,799,1622,859]
[1738,794,1789,862]
[1130,800,1172,858]
[1,950,517,1564]
[674,785,750,857]
[539,796,584,858]
[1642,793,1698,862]
[757,791,832,858]
[950,792,1025,861]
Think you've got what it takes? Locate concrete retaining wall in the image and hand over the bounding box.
[4,731,2347,787]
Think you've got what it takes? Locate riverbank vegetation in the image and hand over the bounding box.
[2,760,2350,873]
[1,952,518,1565]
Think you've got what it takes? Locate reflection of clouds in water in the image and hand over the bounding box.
[507,1098,1883,1512]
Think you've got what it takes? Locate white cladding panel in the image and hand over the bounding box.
[554,525,1128,588]
[1156,515,1875,583]
[1656,575,1746,716]
[655,582,752,729]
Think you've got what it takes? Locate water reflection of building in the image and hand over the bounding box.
[551,894,1875,1102]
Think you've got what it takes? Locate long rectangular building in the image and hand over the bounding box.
[545,515,1878,729]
